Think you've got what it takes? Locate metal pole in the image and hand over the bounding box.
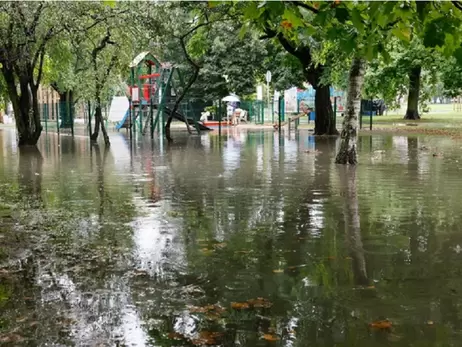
[271,97,274,124]
[150,65,154,138]
[218,100,222,137]
[56,102,59,136]
[333,96,337,126]
[129,67,134,142]
[370,98,373,131]
[69,96,74,137]
[88,101,92,137]
[267,81,270,123]
[278,95,282,133]
[44,104,48,133]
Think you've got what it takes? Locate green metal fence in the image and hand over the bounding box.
[39,101,75,135]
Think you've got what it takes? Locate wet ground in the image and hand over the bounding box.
[1,128,462,346]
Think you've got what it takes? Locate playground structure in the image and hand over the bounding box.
[112,52,212,138]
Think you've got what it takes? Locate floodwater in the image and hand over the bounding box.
[1,128,462,346]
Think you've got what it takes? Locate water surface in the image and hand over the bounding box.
[0,129,462,346]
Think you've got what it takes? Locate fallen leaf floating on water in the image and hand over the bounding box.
[427,320,434,325]
[231,302,250,309]
[191,331,223,345]
[272,269,284,273]
[213,242,227,249]
[234,250,251,254]
[369,320,392,330]
[0,334,24,343]
[247,297,273,308]
[189,304,225,314]
[263,333,280,341]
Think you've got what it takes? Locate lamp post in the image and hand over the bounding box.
[266,71,271,122]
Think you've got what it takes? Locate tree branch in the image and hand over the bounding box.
[452,1,462,11]
[179,35,200,69]
[290,0,319,14]
[34,47,46,88]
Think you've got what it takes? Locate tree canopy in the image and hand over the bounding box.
[2,1,462,146]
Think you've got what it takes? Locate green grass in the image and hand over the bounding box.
[369,113,462,126]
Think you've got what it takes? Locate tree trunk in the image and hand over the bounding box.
[90,93,110,146]
[335,58,366,165]
[313,84,338,135]
[1,67,42,146]
[91,106,101,142]
[404,65,421,120]
[165,67,199,142]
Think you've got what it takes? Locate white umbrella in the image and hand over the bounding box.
[222,95,240,102]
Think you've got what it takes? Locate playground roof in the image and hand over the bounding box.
[129,52,162,68]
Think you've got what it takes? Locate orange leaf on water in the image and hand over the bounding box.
[263,333,280,341]
[369,320,392,330]
[247,297,273,308]
[231,302,250,309]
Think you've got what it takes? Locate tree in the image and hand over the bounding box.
[363,38,441,116]
[0,2,65,146]
[46,3,136,145]
[335,58,365,165]
[189,22,269,101]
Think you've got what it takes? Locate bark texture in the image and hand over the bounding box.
[2,66,42,146]
[335,58,366,165]
[314,84,336,135]
[404,66,421,120]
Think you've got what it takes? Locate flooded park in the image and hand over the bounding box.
[1,128,462,346]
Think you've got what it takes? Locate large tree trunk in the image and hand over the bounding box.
[404,65,421,120]
[2,67,42,146]
[314,84,338,135]
[335,58,366,165]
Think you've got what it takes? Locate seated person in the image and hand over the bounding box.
[200,111,210,122]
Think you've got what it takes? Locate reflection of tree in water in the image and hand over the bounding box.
[93,144,109,220]
[18,147,43,201]
[339,165,368,286]
[139,134,361,345]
